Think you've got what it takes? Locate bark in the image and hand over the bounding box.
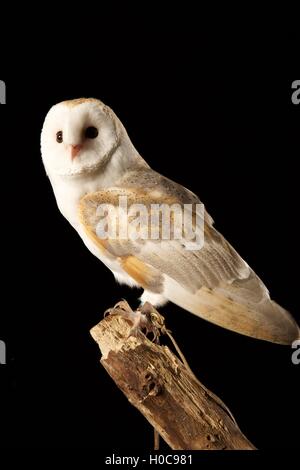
[90,302,255,450]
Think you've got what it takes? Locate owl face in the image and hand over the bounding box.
[41,99,120,177]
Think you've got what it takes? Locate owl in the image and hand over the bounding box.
[41,98,299,344]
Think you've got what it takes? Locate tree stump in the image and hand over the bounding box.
[90,301,255,450]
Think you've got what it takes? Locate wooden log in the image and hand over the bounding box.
[90,302,256,450]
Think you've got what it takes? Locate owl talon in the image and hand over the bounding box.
[104,300,167,341]
[137,301,168,343]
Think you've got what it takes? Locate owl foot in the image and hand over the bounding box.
[104,300,168,341]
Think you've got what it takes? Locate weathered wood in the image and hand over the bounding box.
[90,303,256,450]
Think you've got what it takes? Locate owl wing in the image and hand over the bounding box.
[78,171,299,345]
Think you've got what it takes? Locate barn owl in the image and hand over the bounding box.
[41,98,299,345]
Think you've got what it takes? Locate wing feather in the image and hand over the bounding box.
[78,169,299,344]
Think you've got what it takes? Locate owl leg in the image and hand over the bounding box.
[104,300,165,341]
[140,290,168,307]
[104,300,149,337]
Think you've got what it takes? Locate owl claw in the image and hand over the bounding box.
[104,300,168,342]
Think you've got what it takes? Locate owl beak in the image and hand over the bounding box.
[70,144,83,160]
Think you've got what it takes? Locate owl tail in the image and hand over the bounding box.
[164,271,299,345]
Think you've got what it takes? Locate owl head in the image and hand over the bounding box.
[41,98,124,177]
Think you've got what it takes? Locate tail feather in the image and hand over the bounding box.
[164,271,299,345]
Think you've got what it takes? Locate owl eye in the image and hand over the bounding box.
[85,126,98,139]
[56,131,63,143]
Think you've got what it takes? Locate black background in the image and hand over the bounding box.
[0,26,299,458]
